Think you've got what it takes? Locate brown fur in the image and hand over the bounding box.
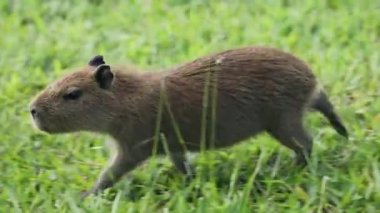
[29,46,347,197]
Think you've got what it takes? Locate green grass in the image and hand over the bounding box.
[1,0,379,212]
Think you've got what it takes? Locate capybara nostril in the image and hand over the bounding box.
[30,107,37,118]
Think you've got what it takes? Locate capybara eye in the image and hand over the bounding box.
[63,89,83,100]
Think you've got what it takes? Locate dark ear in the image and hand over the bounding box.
[88,55,105,67]
[94,65,114,89]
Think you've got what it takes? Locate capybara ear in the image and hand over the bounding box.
[88,55,105,67]
[94,64,114,89]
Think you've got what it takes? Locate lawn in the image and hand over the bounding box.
[0,0,379,212]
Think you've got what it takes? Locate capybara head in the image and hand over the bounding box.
[29,56,119,134]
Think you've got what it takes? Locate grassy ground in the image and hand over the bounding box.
[1,0,379,212]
